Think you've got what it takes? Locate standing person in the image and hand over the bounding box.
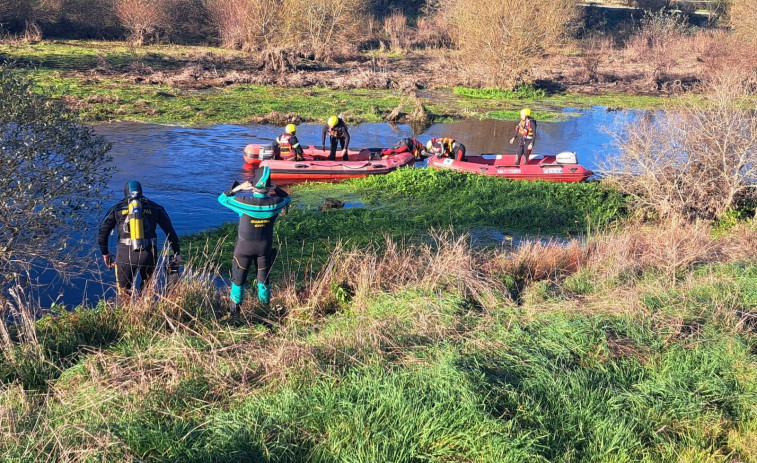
[321,115,350,161]
[426,137,467,162]
[273,123,305,161]
[509,108,537,165]
[97,180,181,298]
[218,166,290,315]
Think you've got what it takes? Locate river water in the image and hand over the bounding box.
[47,107,637,306]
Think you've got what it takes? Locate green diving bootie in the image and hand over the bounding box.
[230,283,244,316]
[257,282,271,304]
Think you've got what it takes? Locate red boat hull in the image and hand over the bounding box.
[426,153,593,182]
[243,144,372,168]
[260,152,417,181]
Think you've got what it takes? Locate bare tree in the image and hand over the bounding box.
[0,67,113,287]
[600,71,757,221]
[286,0,369,60]
[207,0,283,51]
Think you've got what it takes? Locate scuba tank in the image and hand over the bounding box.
[127,193,148,251]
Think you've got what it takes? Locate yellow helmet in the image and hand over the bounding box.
[328,116,339,128]
[285,123,296,134]
[520,108,531,118]
[426,140,434,151]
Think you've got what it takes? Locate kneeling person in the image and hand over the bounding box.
[426,137,466,162]
[218,167,291,314]
[273,123,305,161]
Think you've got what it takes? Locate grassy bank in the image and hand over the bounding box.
[2,215,757,461]
[183,169,626,287]
[0,40,675,125]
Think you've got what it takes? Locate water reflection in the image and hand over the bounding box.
[44,107,638,306]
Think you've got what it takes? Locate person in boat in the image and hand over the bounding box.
[426,137,467,162]
[218,166,291,315]
[509,108,537,166]
[321,115,350,161]
[273,123,305,161]
[380,137,426,160]
[97,180,181,298]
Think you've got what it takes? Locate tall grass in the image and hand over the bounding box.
[2,216,757,461]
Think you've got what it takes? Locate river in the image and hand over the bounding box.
[42,107,636,306]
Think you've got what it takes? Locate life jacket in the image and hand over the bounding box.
[517,118,534,138]
[329,122,346,139]
[433,137,456,157]
[409,138,424,158]
[277,133,294,155]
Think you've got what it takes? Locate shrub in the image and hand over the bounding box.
[285,0,369,60]
[114,0,170,45]
[209,0,368,59]
[207,0,283,51]
[0,67,112,283]
[600,70,757,222]
[438,0,578,86]
[0,0,63,40]
[729,0,757,44]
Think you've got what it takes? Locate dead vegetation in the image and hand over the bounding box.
[5,1,756,95]
[600,69,757,222]
[438,0,579,87]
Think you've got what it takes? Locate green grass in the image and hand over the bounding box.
[183,169,626,283]
[2,261,756,461]
[454,83,547,100]
[0,40,679,124]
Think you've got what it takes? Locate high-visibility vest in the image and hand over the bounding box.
[277,133,294,154]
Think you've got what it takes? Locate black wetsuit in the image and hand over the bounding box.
[321,120,350,161]
[218,187,291,294]
[97,197,180,293]
[431,138,467,162]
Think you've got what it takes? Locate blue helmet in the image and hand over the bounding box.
[124,180,142,199]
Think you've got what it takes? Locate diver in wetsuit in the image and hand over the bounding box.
[97,180,181,297]
[218,166,291,315]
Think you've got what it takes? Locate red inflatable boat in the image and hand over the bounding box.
[426,152,593,182]
[260,151,417,181]
[243,144,370,168]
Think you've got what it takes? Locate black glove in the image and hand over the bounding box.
[224,180,240,196]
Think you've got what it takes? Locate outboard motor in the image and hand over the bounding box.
[555,151,578,164]
[259,144,276,161]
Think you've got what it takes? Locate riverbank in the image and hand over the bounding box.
[2,216,756,461]
[3,36,757,461]
[1,40,676,125]
[182,169,626,284]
